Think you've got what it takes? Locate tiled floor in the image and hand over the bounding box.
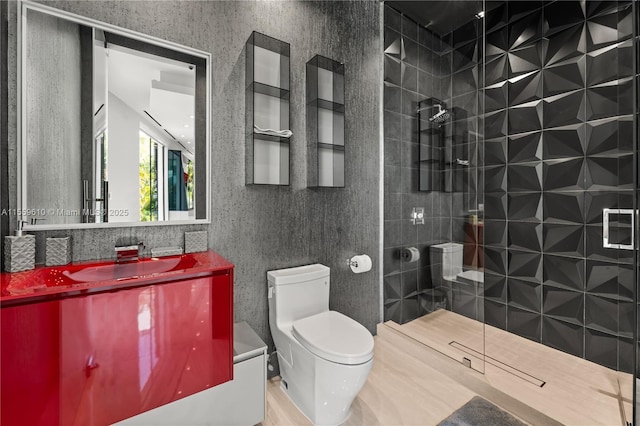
[389,310,634,425]
[264,322,556,426]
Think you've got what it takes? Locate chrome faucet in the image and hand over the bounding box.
[115,241,144,262]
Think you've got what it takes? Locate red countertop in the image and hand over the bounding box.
[1,250,233,306]
[1,250,234,425]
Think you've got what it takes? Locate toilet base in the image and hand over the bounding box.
[275,334,372,426]
[279,380,353,426]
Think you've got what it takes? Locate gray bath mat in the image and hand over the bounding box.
[437,396,527,426]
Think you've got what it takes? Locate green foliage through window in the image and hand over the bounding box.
[139,131,159,222]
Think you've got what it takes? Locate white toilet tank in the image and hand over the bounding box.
[267,264,330,325]
[430,242,463,279]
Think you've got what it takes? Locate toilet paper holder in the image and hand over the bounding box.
[346,254,373,273]
[400,246,420,262]
[346,257,360,268]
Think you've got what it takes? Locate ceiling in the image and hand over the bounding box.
[105,45,196,152]
[386,1,483,36]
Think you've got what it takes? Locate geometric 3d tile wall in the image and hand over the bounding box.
[383,4,456,326]
[483,0,636,372]
[384,0,636,373]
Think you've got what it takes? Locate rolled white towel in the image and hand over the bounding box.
[254,125,293,138]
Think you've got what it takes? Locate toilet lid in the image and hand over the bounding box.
[292,311,374,365]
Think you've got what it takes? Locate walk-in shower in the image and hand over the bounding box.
[382,1,638,424]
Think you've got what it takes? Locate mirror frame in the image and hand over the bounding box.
[17,0,211,230]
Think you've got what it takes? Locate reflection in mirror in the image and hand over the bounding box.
[94,40,195,223]
[22,4,209,228]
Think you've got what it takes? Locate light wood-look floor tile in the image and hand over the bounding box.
[389,310,634,426]
[264,322,538,426]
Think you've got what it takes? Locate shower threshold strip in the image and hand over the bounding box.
[449,341,546,388]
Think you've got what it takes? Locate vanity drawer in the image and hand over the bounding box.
[1,272,234,426]
[116,321,267,426]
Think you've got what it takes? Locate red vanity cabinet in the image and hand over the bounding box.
[0,251,234,426]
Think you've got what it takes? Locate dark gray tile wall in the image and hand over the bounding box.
[383,5,453,324]
[384,0,637,373]
[483,0,635,372]
[5,1,381,358]
[383,4,482,325]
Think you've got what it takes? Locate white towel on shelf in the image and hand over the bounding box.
[254,125,293,138]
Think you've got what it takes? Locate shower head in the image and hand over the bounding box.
[428,104,450,124]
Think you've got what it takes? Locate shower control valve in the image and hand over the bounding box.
[411,207,425,225]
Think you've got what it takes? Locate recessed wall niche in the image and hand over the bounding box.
[245,32,291,185]
[306,55,345,188]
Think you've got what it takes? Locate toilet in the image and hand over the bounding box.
[430,242,484,320]
[430,242,484,286]
[429,242,463,287]
[267,264,374,425]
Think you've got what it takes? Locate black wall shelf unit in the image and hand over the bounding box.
[418,98,449,192]
[245,31,291,185]
[306,55,345,188]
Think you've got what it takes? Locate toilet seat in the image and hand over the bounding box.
[292,311,374,365]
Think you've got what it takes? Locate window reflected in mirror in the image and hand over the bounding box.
[95,35,196,224]
[139,131,160,223]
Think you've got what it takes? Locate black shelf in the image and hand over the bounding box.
[245,31,291,186]
[250,132,291,144]
[309,98,345,113]
[418,97,447,191]
[306,54,345,188]
[247,81,290,100]
[318,142,345,151]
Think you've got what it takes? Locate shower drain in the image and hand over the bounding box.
[449,341,546,388]
[462,357,472,369]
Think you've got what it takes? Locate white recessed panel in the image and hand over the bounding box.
[333,112,344,146]
[254,93,281,130]
[318,108,334,144]
[317,68,333,101]
[254,138,288,185]
[318,148,343,187]
[333,150,344,186]
[318,147,334,187]
[254,46,281,88]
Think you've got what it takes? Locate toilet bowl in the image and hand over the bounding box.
[267,264,374,425]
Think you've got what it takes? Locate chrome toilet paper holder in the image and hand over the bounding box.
[346,254,373,274]
[346,257,360,268]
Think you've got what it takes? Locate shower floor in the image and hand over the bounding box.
[388,309,633,426]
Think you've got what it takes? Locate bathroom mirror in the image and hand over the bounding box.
[18,1,210,229]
